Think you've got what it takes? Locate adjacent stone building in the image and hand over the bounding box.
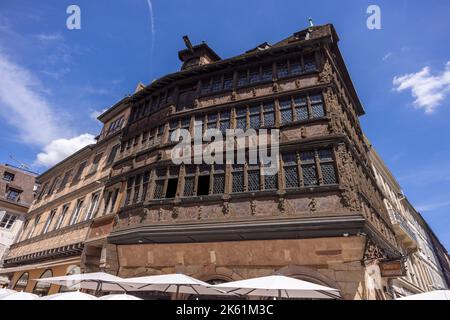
[370,147,448,297]
[0,100,130,295]
[0,164,37,287]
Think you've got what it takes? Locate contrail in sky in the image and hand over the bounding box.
[145,0,155,77]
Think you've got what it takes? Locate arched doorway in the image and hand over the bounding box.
[59,265,81,292]
[32,269,53,296]
[188,278,245,300]
[14,272,29,291]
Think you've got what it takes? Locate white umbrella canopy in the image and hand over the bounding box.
[39,291,98,300]
[99,293,143,300]
[396,290,450,300]
[0,291,38,300]
[212,275,340,299]
[0,288,16,298]
[119,274,232,298]
[36,272,132,292]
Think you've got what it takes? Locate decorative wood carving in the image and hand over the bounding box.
[363,239,388,264]
[172,206,179,219]
[250,200,257,216]
[222,201,231,215]
[272,82,279,93]
[335,144,360,211]
[278,197,286,214]
[318,59,333,84]
[308,198,318,213]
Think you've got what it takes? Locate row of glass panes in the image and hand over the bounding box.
[129,53,318,123]
[23,189,118,240]
[36,146,120,202]
[282,149,337,188]
[129,89,174,123]
[122,148,337,203]
[122,93,325,151]
[200,53,317,95]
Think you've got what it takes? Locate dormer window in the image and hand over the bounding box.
[178,36,221,70]
[3,171,14,182]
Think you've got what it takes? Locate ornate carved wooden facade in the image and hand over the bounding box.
[105,24,402,299]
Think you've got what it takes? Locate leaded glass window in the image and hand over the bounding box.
[169,120,178,141]
[223,74,233,90]
[302,164,317,186]
[125,177,134,205]
[321,163,337,185]
[300,151,317,186]
[232,165,244,193]
[212,165,225,194]
[235,108,247,129]
[154,180,164,199]
[141,171,150,202]
[155,125,164,144]
[237,71,248,87]
[294,96,308,121]
[248,161,260,192]
[277,61,289,78]
[304,54,317,72]
[262,64,273,81]
[290,59,302,75]
[219,111,230,134]
[283,153,299,189]
[211,76,222,92]
[249,68,260,84]
[183,165,196,197]
[183,177,195,196]
[279,99,293,124]
[263,103,275,127]
[249,106,261,129]
[153,168,166,199]
[264,173,278,190]
[133,175,142,204]
[310,94,324,119]
[207,113,218,129]
[319,149,336,185]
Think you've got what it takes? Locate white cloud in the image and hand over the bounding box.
[36,33,62,42]
[393,61,450,114]
[0,51,66,145]
[35,133,96,167]
[0,50,98,168]
[416,200,450,213]
[382,52,392,61]
[90,108,108,120]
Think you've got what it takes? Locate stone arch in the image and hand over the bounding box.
[276,265,342,292]
[191,266,244,284]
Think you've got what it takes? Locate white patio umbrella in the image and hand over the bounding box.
[0,288,16,298]
[396,290,450,300]
[0,291,38,300]
[212,275,340,299]
[36,272,131,293]
[99,293,143,300]
[39,290,97,300]
[120,273,231,299]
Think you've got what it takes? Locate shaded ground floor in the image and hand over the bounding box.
[111,235,391,300]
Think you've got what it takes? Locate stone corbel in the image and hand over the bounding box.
[250,200,257,216]
[308,198,318,213]
[363,239,388,265]
[278,196,286,214]
[172,206,179,219]
[272,82,279,93]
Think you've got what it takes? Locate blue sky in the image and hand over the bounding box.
[0,0,449,249]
